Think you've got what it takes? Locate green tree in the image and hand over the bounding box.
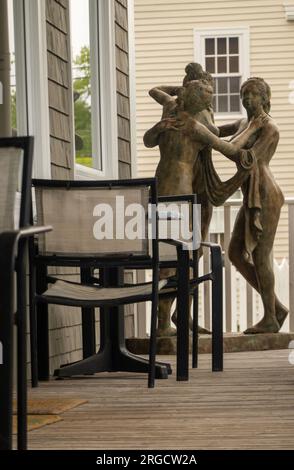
[73,46,92,167]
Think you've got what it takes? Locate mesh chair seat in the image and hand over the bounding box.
[38,278,168,307]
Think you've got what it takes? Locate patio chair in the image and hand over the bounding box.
[0,136,52,450]
[156,194,223,373]
[29,178,188,388]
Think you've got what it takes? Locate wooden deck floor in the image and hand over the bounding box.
[25,350,294,450]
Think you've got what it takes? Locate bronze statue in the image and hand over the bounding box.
[144,75,264,336]
[222,77,289,333]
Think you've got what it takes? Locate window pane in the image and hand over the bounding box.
[217,77,228,94]
[70,0,93,168]
[217,37,227,55]
[218,95,228,113]
[230,95,241,112]
[229,56,239,73]
[230,77,240,94]
[229,37,239,54]
[205,38,215,55]
[213,79,217,94]
[206,57,215,73]
[217,56,227,73]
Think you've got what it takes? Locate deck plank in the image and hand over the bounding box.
[25,350,294,450]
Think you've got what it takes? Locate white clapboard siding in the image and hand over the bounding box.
[134,0,294,259]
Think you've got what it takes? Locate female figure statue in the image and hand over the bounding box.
[223,77,288,333]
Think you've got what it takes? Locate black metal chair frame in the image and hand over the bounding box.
[127,193,223,380]
[0,136,52,451]
[0,226,51,451]
[156,194,223,373]
[29,177,190,389]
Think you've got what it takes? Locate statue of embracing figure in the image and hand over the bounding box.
[144,65,288,335]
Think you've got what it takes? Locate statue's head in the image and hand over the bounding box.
[177,79,213,113]
[240,77,271,114]
[183,63,214,87]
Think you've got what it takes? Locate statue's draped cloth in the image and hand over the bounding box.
[195,147,262,257]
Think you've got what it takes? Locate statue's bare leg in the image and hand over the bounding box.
[248,242,280,333]
[171,296,211,334]
[229,207,288,333]
[157,267,177,336]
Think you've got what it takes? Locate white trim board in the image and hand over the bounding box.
[128,0,137,178]
[14,0,51,179]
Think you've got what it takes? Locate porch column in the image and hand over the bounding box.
[0,0,11,137]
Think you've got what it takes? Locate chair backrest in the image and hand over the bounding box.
[155,194,201,261]
[33,178,157,259]
[0,137,34,231]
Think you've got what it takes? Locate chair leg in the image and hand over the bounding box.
[192,255,199,369]
[176,248,190,381]
[16,240,28,450]
[29,245,38,387]
[192,289,199,368]
[0,234,16,450]
[211,245,223,372]
[148,295,158,388]
[36,264,50,381]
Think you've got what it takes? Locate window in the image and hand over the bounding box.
[194,27,250,117]
[69,0,118,179]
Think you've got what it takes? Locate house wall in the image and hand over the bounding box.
[43,0,134,374]
[134,0,294,259]
[46,0,74,179]
[115,0,133,179]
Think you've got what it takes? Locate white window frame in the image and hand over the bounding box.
[13,0,51,178]
[72,0,118,180]
[194,26,250,122]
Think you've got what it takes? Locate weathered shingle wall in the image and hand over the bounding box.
[46,0,74,179]
[115,0,132,179]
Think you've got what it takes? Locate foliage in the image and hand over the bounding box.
[73,46,92,166]
[11,89,17,131]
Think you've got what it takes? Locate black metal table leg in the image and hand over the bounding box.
[81,267,96,359]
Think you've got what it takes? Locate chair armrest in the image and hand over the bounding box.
[18,225,52,239]
[200,242,223,272]
[159,238,190,251]
[201,241,220,249]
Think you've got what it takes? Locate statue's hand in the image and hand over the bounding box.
[173,116,198,136]
[248,114,268,131]
[157,118,180,133]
